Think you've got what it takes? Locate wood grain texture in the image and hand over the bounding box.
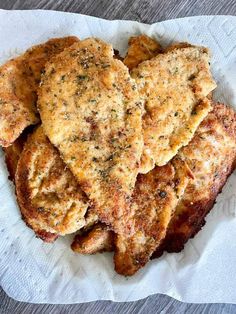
[1,0,236,313]
[1,0,236,22]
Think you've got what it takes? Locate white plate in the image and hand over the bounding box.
[0,10,236,304]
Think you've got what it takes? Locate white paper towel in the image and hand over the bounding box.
[0,10,236,304]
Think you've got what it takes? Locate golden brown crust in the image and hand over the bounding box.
[74,103,236,269]
[71,223,114,254]
[123,35,162,70]
[153,103,236,257]
[0,36,79,147]
[70,35,162,256]
[2,34,234,276]
[3,129,29,181]
[38,38,144,236]
[164,42,193,52]
[15,126,90,240]
[114,157,192,276]
[131,46,216,172]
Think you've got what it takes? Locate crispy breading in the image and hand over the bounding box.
[68,43,218,262]
[131,46,216,173]
[3,129,29,181]
[123,35,162,70]
[15,126,90,241]
[153,103,236,257]
[0,36,79,147]
[71,35,162,253]
[74,102,236,261]
[38,38,144,236]
[114,157,192,276]
[164,42,192,52]
[81,103,236,262]
[71,223,114,254]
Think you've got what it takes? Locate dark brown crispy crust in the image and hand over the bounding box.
[71,223,114,254]
[153,198,223,257]
[153,103,236,257]
[23,219,58,243]
[35,230,58,243]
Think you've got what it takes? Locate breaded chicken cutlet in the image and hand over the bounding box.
[38,38,144,236]
[72,157,192,275]
[114,157,192,276]
[122,38,214,175]
[5,125,98,242]
[2,33,235,277]
[123,34,162,70]
[123,36,216,173]
[72,223,114,254]
[70,36,209,256]
[77,102,236,267]
[1,35,169,182]
[69,37,196,255]
[153,102,236,256]
[0,36,79,147]
[15,126,96,242]
[132,45,216,173]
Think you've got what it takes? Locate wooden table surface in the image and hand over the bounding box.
[1,1,236,313]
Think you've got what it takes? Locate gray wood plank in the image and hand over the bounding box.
[1,286,236,314]
[1,0,236,22]
[0,0,236,313]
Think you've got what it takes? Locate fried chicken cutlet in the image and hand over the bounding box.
[0,36,79,147]
[131,46,216,173]
[74,102,236,265]
[123,37,213,173]
[113,157,192,276]
[38,38,144,236]
[71,158,192,269]
[153,102,236,256]
[71,35,163,253]
[72,102,236,271]
[70,38,216,261]
[70,37,210,256]
[2,37,189,183]
[15,126,92,242]
[72,223,114,254]
[123,35,162,70]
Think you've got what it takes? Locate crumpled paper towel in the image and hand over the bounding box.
[0,10,236,304]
